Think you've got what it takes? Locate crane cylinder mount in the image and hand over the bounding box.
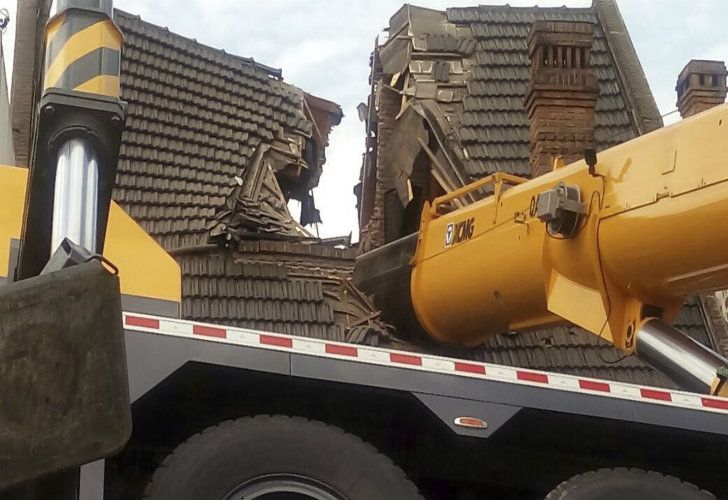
[356,103,728,396]
[17,0,126,278]
[0,0,130,491]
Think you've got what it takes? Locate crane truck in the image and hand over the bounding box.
[1,0,728,499]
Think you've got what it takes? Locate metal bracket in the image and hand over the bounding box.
[536,182,586,238]
[430,172,527,216]
[414,393,521,439]
[42,238,94,274]
[0,261,130,491]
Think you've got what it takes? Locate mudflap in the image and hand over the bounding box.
[0,261,131,491]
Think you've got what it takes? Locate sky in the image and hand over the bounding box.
[1,0,727,238]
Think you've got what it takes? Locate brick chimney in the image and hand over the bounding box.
[676,60,727,118]
[524,21,600,178]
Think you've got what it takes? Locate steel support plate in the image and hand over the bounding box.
[0,261,130,490]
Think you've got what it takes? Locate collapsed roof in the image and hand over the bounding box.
[113,10,343,251]
[358,1,662,234]
[9,3,384,342]
[106,11,386,339]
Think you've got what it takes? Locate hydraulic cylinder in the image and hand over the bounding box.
[16,0,125,279]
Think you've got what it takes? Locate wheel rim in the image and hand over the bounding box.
[224,474,347,500]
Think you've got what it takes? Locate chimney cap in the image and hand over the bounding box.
[677,60,728,83]
[527,20,595,53]
[528,20,595,36]
[676,59,728,116]
[676,60,727,91]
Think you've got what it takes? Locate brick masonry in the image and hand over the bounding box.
[524,21,600,177]
[359,85,400,253]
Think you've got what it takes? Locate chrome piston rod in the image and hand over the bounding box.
[50,138,100,254]
[636,319,728,394]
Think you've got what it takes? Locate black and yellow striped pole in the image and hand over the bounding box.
[43,0,121,98]
[17,0,126,279]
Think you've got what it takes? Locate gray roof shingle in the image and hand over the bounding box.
[178,241,381,341]
[448,6,639,180]
[113,10,312,251]
[110,12,380,344]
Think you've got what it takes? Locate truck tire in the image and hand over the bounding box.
[545,468,715,500]
[143,415,423,500]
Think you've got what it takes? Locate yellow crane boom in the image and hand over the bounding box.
[357,101,728,396]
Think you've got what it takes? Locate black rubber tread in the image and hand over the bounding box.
[545,468,716,500]
[143,415,424,500]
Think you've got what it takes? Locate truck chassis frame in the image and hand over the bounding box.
[76,311,728,499]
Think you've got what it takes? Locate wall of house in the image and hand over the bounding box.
[358,85,400,253]
[9,0,52,167]
[0,37,14,165]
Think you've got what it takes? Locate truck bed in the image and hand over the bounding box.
[122,311,728,437]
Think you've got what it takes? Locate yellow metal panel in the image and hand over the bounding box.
[0,166,28,278]
[546,270,610,339]
[411,103,728,354]
[104,204,181,304]
[74,74,121,98]
[0,165,180,305]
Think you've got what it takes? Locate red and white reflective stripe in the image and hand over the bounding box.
[122,312,728,415]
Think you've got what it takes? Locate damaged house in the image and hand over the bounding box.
[110,11,381,340]
[356,1,728,386]
[11,6,382,341]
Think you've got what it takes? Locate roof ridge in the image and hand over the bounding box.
[236,240,358,261]
[113,8,284,80]
[592,0,663,134]
[447,4,595,14]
